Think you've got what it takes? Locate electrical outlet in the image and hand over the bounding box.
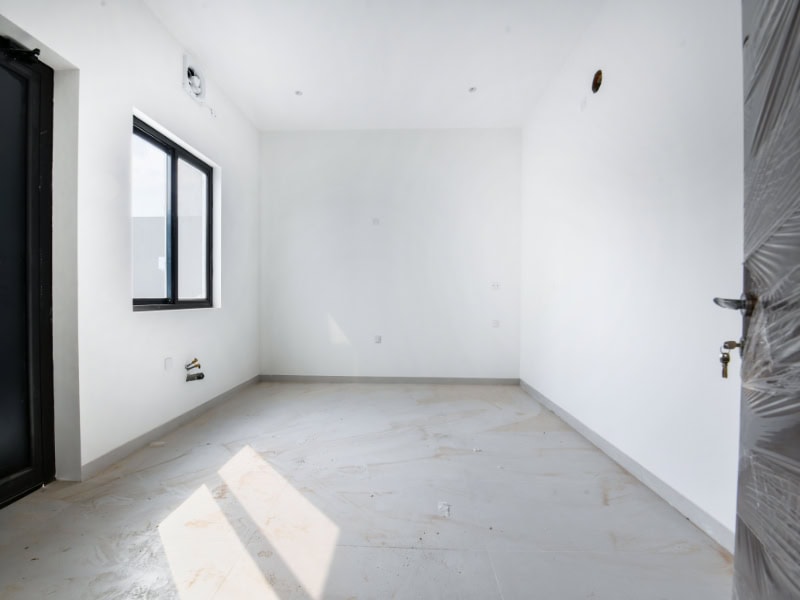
[164,357,173,371]
[372,217,381,226]
[374,335,382,344]
[491,320,500,328]
[491,282,501,291]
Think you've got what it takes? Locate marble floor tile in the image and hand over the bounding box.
[0,383,732,599]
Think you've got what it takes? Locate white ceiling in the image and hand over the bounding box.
[143,0,602,131]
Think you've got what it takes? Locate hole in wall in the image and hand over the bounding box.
[183,55,205,102]
[591,69,602,94]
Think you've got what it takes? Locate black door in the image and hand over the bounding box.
[0,38,54,508]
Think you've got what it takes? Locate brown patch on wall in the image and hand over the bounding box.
[717,546,734,567]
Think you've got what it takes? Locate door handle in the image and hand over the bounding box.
[713,297,746,310]
[713,293,756,317]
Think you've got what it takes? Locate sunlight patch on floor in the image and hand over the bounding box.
[218,445,340,599]
[158,484,278,599]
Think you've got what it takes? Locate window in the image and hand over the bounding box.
[131,117,213,310]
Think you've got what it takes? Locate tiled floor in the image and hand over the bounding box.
[0,383,732,599]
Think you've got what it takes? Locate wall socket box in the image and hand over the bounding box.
[374,335,382,344]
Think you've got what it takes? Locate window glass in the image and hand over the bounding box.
[177,158,208,300]
[131,134,169,299]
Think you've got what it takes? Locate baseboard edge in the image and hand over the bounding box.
[79,375,260,481]
[260,374,520,385]
[519,379,735,554]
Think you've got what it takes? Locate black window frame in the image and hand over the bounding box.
[132,117,213,311]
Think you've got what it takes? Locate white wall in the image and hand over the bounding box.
[520,0,743,546]
[261,130,520,379]
[51,68,81,480]
[0,0,261,469]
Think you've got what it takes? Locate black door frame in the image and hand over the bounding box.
[0,37,55,508]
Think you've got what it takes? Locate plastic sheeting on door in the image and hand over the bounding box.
[736,1,800,598]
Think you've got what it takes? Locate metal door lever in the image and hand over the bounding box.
[714,297,745,310]
[713,294,756,316]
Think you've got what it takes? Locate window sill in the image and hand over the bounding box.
[133,301,212,312]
